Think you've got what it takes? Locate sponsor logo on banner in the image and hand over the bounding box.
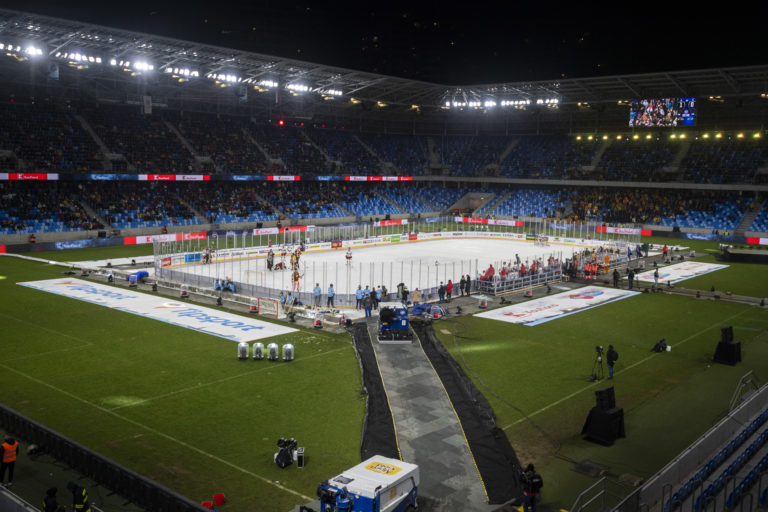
[253,228,280,235]
[376,219,408,226]
[391,235,401,243]
[331,240,342,248]
[5,173,58,180]
[180,232,207,241]
[634,262,728,284]
[267,175,300,181]
[184,253,202,263]
[19,279,297,342]
[161,257,172,267]
[179,175,210,181]
[475,286,639,326]
[452,232,462,236]
[409,234,418,241]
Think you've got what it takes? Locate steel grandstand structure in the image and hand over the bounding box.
[2,8,768,512]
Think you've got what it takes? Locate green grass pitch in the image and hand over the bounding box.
[1,236,767,511]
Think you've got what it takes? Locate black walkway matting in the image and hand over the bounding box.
[412,319,523,505]
[349,323,400,461]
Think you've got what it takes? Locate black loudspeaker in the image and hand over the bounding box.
[595,387,616,410]
[721,326,734,343]
[582,407,625,445]
[257,222,263,229]
[98,230,107,238]
[713,340,741,365]
[296,447,305,468]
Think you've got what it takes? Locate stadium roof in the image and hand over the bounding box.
[1,8,767,117]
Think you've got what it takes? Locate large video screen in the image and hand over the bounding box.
[629,97,696,127]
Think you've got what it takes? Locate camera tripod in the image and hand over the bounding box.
[590,353,604,381]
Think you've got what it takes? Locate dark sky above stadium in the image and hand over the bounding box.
[16,1,768,84]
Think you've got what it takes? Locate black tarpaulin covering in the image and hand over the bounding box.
[412,319,523,505]
[349,323,400,461]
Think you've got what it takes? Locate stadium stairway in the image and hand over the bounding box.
[589,139,612,168]
[735,199,765,237]
[244,121,278,162]
[497,139,520,164]
[73,114,114,170]
[77,197,111,229]
[404,187,439,212]
[475,190,511,217]
[301,130,336,167]
[353,134,391,174]
[177,195,209,224]
[164,120,215,172]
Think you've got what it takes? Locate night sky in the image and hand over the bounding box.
[15,1,768,85]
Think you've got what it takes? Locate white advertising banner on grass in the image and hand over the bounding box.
[474,286,640,326]
[18,278,297,342]
[634,262,728,284]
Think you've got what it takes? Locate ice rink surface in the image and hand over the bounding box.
[171,238,576,295]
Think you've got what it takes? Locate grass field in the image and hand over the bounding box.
[1,236,767,512]
[0,255,363,512]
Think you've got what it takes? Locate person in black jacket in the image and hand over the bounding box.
[42,487,65,512]
[520,463,543,512]
[67,481,91,512]
[607,345,619,379]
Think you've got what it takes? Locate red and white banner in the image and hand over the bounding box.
[279,225,314,233]
[490,219,524,227]
[596,226,640,235]
[267,175,300,181]
[375,219,408,227]
[747,237,768,246]
[0,173,59,180]
[331,240,343,248]
[253,227,280,235]
[124,232,207,245]
[138,174,211,181]
[453,217,524,227]
[160,257,172,267]
[408,233,418,241]
[475,286,639,326]
[344,176,412,181]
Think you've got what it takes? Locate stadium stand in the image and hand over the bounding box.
[434,135,510,176]
[482,188,567,218]
[359,133,429,175]
[175,113,269,173]
[749,205,768,232]
[246,123,329,174]
[306,128,382,175]
[82,105,194,172]
[680,138,768,184]
[0,182,103,234]
[180,183,278,224]
[86,182,201,229]
[381,185,433,214]
[501,135,590,178]
[595,139,676,181]
[0,102,103,172]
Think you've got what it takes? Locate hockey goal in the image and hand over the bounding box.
[257,297,282,319]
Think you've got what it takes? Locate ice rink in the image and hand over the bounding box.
[169,238,576,296]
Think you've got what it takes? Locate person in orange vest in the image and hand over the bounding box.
[1,433,19,486]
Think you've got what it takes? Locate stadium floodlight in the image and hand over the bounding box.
[702,133,710,138]
[587,135,593,140]
[715,133,722,139]
[737,133,744,138]
[286,83,309,92]
[576,135,582,141]
[259,79,278,88]
[754,133,762,139]
[670,134,677,139]
[646,134,652,139]
[632,134,639,140]
[109,58,117,66]
[377,101,387,107]
[679,133,686,139]
[484,100,496,108]
[24,46,43,57]
[616,135,622,140]
[602,135,608,140]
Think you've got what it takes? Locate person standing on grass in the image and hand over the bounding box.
[520,463,543,512]
[313,283,322,307]
[327,284,335,308]
[607,345,619,379]
[1,433,18,486]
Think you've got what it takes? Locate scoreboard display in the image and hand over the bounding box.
[629,97,696,127]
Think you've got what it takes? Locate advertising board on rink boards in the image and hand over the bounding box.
[18,278,297,342]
